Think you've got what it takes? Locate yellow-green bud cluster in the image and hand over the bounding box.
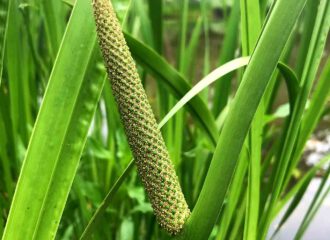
[92,0,190,235]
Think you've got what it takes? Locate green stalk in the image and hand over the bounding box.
[147,0,163,53]
[41,0,66,61]
[240,0,261,239]
[172,0,189,166]
[200,0,210,99]
[228,193,247,240]
[212,0,240,116]
[5,0,22,167]
[216,146,248,240]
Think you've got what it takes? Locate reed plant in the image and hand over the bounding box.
[0,0,329,239]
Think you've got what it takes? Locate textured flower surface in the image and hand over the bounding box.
[92,0,190,235]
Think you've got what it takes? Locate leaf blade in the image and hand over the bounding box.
[2,0,101,238]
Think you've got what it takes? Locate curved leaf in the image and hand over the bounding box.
[277,62,300,107]
[159,57,250,128]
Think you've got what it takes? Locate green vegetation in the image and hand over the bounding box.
[0,0,329,239]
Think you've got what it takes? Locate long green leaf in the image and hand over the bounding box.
[183,16,203,79]
[172,0,189,166]
[216,146,249,240]
[5,0,24,160]
[240,1,262,239]
[212,0,240,116]
[41,0,67,60]
[147,0,162,53]
[2,0,102,238]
